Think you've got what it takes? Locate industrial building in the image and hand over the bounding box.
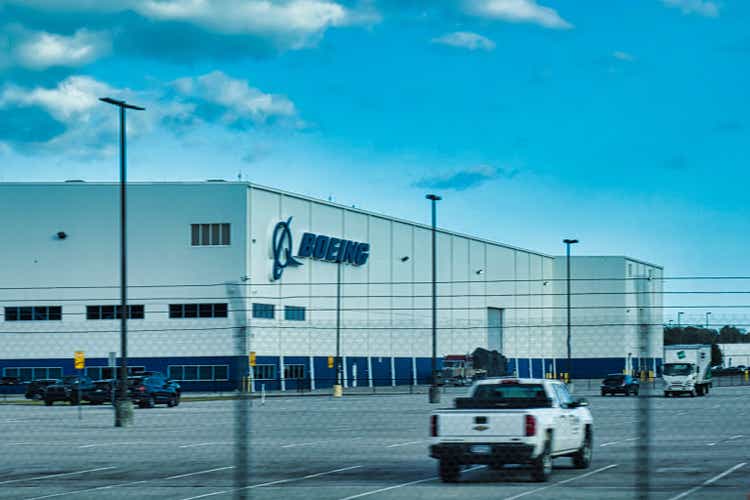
[0,182,663,391]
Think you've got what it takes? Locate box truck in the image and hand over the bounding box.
[662,344,713,397]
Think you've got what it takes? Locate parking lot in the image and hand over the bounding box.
[1,384,748,500]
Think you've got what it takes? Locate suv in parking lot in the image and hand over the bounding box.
[600,374,639,396]
[25,379,60,400]
[44,375,95,405]
[128,374,180,408]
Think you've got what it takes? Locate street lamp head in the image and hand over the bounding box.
[563,239,579,245]
[99,97,145,111]
[425,194,442,201]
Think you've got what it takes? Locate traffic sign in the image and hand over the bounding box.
[249,351,256,367]
[74,351,85,370]
[328,356,334,369]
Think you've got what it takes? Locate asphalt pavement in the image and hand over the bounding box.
[1,385,748,499]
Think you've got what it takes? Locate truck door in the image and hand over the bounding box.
[553,384,582,451]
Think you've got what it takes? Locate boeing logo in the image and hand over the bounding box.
[271,217,371,281]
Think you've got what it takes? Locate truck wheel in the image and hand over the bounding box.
[167,396,177,408]
[145,396,155,409]
[531,441,552,482]
[438,458,461,483]
[572,428,593,469]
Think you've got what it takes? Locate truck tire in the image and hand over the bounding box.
[572,428,593,469]
[438,458,461,483]
[531,440,552,482]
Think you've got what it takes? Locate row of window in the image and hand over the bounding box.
[191,223,231,246]
[5,364,310,383]
[253,304,306,321]
[3,367,63,381]
[252,364,305,380]
[3,303,308,322]
[167,365,229,381]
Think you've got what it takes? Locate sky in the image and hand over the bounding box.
[0,0,748,326]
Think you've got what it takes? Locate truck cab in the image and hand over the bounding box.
[663,344,713,397]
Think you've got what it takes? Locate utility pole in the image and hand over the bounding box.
[334,262,343,397]
[426,194,442,404]
[99,97,144,428]
[563,239,578,385]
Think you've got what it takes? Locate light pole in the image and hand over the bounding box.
[426,194,442,404]
[705,312,711,330]
[563,239,578,385]
[677,311,685,344]
[100,97,144,428]
[333,262,343,397]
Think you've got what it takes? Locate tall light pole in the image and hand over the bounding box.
[333,262,343,397]
[705,312,711,330]
[100,97,144,428]
[677,311,684,328]
[426,194,442,404]
[563,239,578,384]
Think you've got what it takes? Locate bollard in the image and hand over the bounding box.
[333,384,343,398]
[261,384,266,405]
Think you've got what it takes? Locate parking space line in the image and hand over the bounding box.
[181,465,363,500]
[0,467,116,486]
[667,462,746,500]
[336,465,484,500]
[386,440,423,448]
[24,480,149,500]
[600,441,618,447]
[281,441,322,448]
[728,435,743,440]
[502,464,619,500]
[164,466,234,480]
[178,442,225,449]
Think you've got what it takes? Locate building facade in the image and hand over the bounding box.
[0,182,663,390]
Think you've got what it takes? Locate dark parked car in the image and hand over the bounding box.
[25,379,60,400]
[44,375,95,405]
[1,376,21,385]
[600,374,639,396]
[128,374,180,408]
[84,379,117,405]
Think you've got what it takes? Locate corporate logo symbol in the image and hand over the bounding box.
[271,217,371,281]
[272,217,302,281]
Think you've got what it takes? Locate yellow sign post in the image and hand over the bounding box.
[249,351,256,367]
[74,351,85,370]
[327,356,334,369]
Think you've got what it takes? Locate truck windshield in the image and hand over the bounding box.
[663,363,693,376]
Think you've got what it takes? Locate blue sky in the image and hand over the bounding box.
[0,0,748,326]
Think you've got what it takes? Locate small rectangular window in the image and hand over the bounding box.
[199,366,213,381]
[201,224,210,245]
[19,368,33,382]
[168,366,183,380]
[184,366,198,381]
[102,305,115,320]
[184,304,198,318]
[86,306,100,320]
[48,306,62,321]
[5,307,18,321]
[19,307,32,320]
[214,303,228,318]
[253,303,275,319]
[199,304,213,318]
[169,304,183,318]
[130,305,145,319]
[214,365,228,381]
[221,223,230,245]
[49,368,63,379]
[211,223,220,245]
[284,306,306,321]
[191,224,200,246]
[3,368,19,378]
[33,307,47,321]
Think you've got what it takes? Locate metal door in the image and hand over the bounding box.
[487,308,504,352]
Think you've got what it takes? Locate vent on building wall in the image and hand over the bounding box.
[206,179,226,182]
[64,179,85,183]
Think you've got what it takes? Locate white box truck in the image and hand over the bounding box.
[662,344,713,397]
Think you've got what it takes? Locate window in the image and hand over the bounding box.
[553,383,574,408]
[253,303,275,319]
[284,364,305,380]
[166,365,230,381]
[4,306,62,321]
[3,367,63,382]
[169,303,228,319]
[86,305,145,320]
[284,306,306,321]
[628,264,633,277]
[253,364,276,380]
[191,223,231,246]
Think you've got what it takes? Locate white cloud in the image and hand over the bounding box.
[12,28,111,70]
[661,0,719,17]
[5,0,379,51]
[612,51,635,62]
[172,70,296,127]
[463,0,572,29]
[431,31,495,51]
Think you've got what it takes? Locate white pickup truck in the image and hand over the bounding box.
[429,378,594,482]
